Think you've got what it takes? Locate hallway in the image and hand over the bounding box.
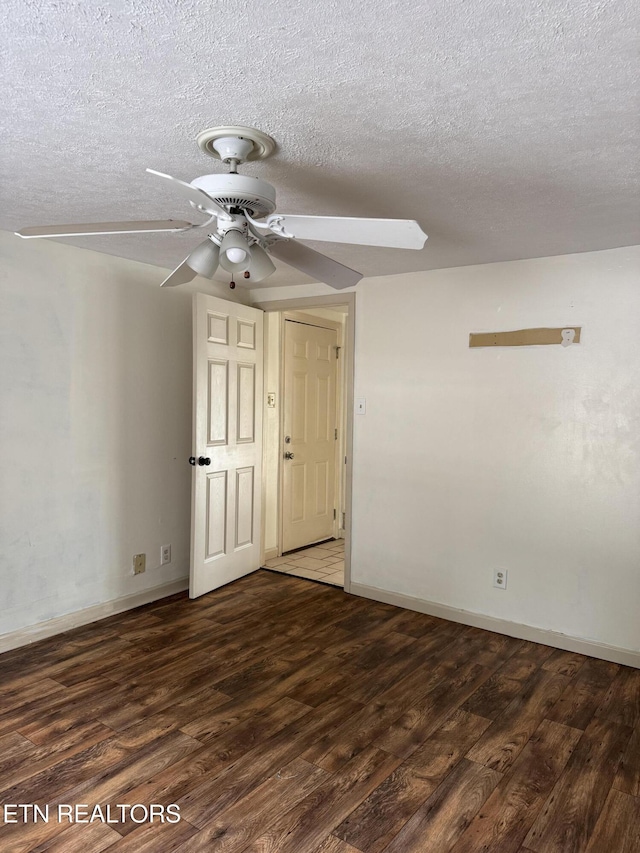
[263,539,345,586]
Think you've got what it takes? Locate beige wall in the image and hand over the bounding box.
[0,231,246,637]
[350,246,640,652]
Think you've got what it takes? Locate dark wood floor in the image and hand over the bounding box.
[0,570,638,853]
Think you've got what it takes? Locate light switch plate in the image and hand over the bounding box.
[355,397,366,415]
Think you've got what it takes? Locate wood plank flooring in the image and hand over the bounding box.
[0,570,638,852]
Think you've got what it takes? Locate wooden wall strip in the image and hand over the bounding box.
[469,327,581,348]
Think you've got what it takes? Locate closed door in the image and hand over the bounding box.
[190,293,263,598]
[282,319,337,552]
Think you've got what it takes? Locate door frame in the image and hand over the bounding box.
[253,293,355,594]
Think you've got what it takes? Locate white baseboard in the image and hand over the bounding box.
[350,582,639,669]
[0,579,189,654]
[263,547,279,561]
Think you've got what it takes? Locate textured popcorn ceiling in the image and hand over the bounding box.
[1,0,638,286]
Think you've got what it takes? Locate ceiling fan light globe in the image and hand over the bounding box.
[219,252,250,273]
[219,229,251,272]
[247,243,276,283]
[185,239,220,278]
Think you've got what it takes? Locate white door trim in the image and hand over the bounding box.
[253,293,355,594]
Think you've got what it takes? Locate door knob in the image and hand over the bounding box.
[189,456,196,466]
[198,456,211,466]
[284,451,294,460]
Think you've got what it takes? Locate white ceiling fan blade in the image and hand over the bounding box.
[16,219,194,239]
[160,259,198,288]
[269,240,363,290]
[146,169,231,220]
[267,214,427,249]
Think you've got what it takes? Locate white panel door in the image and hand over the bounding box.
[282,320,337,552]
[190,293,263,598]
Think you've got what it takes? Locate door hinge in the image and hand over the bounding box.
[342,511,346,527]
[335,346,341,359]
[335,428,338,440]
[333,508,336,520]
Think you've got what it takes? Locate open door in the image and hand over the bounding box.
[190,293,264,598]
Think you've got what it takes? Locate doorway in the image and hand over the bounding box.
[255,294,354,592]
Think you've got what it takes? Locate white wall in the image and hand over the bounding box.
[351,246,640,653]
[3,234,638,657]
[0,231,246,638]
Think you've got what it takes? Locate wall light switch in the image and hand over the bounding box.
[267,392,276,408]
[355,397,366,415]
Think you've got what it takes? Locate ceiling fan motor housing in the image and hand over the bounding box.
[190,173,276,218]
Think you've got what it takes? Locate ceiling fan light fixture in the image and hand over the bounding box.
[219,229,251,272]
[185,238,220,278]
[247,243,276,283]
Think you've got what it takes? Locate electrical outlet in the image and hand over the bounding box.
[493,568,508,589]
[161,544,171,565]
[133,554,146,575]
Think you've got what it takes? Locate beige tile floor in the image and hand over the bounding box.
[262,539,345,587]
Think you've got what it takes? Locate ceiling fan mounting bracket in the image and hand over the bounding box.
[196,126,276,162]
[265,215,294,239]
[244,209,293,239]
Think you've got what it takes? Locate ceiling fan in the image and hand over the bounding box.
[16,126,428,290]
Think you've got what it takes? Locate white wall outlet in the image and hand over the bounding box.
[161,544,171,565]
[493,568,508,589]
[133,553,146,575]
